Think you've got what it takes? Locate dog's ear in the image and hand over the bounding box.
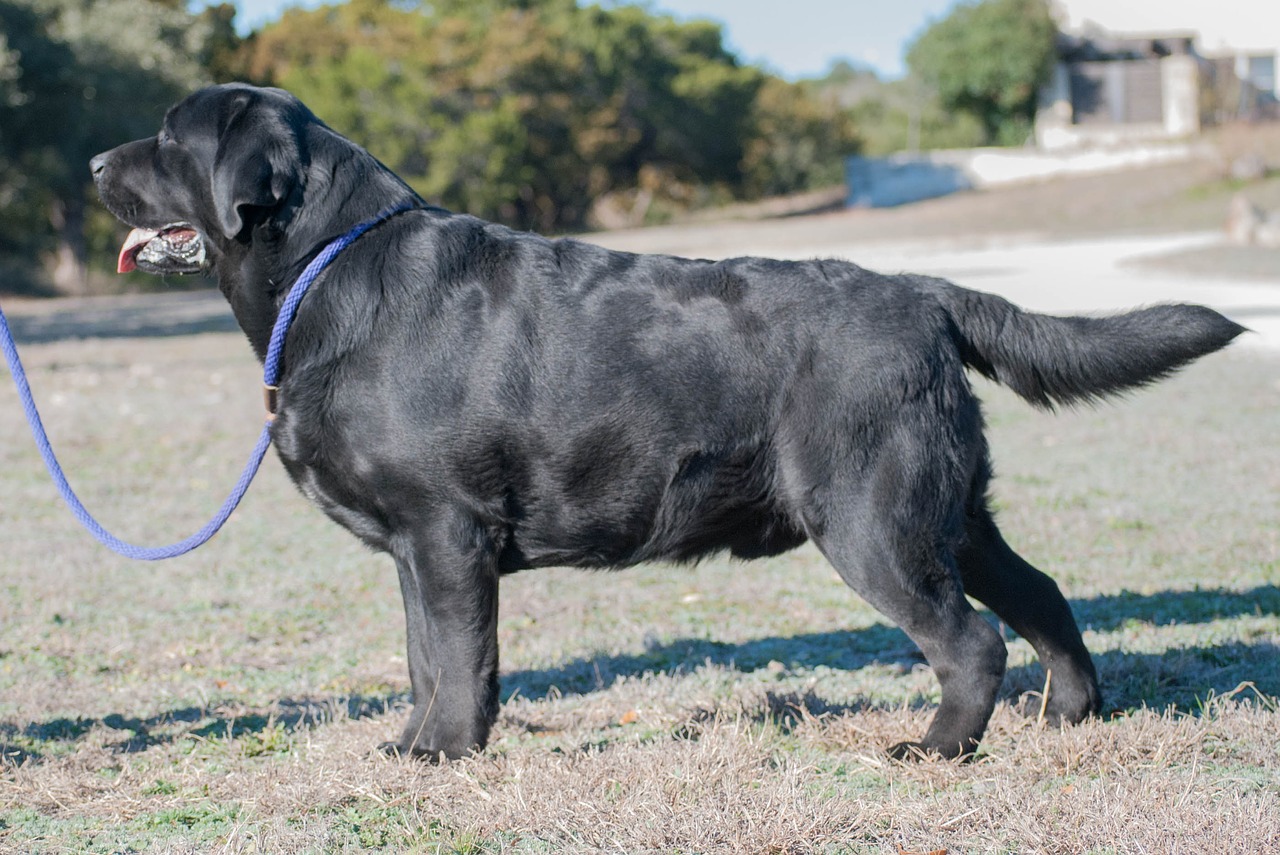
[212,93,300,240]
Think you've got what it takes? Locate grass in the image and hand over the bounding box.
[2,156,1280,849]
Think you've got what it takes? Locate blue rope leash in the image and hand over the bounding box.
[0,201,414,561]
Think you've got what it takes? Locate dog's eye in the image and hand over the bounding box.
[157,129,177,147]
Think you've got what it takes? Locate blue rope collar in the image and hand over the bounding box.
[0,200,415,561]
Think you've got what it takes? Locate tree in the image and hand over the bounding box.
[0,0,213,293]
[198,3,246,84]
[239,0,767,232]
[905,0,1057,146]
[2,0,864,291]
[741,76,860,198]
[0,31,19,103]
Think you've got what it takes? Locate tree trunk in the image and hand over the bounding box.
[48,192,89,296]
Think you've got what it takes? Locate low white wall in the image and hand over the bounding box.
[845,143,1197,208]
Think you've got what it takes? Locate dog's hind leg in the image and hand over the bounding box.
[956,505,1101,725]
[805,459,1007,760]
[383,507,500,761]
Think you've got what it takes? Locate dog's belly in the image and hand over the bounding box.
[500,440,808,572]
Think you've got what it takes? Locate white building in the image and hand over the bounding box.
[1036,2,1278,149]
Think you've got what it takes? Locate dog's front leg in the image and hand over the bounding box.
[382,508,500,761]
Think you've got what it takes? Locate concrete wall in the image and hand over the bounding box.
[1162,54,1202,136]
[845,143,1196,208]
[844,154,972,208]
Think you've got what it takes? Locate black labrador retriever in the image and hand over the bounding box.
[91,83,1243,761]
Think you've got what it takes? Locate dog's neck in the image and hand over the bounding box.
[219,133,419,361]
[287,130,418,258]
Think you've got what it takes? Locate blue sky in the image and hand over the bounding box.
[226,0,964,80]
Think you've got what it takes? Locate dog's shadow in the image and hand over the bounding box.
[5,585,1277,765]
[501,623,918,703]
[502,584,1280,703]
[0,695,401,767]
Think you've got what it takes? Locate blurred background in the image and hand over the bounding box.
[0,0,1276,297]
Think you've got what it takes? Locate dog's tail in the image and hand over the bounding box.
[932,281,1247,408]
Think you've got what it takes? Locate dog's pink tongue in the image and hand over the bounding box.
[117,228,159,273]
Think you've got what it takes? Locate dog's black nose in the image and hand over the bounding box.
[89,153,108,179]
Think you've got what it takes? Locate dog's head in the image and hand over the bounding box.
[91,83,310,276]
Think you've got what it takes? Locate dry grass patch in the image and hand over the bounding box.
[3,690,1278,852]
[0,300,1278,851]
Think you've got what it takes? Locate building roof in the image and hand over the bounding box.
[1052,0,1278,54]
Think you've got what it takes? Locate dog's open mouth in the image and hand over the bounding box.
[118,224,206,275]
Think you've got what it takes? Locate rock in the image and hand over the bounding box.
[1256,213,1280,249]
[1226,193,1263,245]
[1229,153,1269,182]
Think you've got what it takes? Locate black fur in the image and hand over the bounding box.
[91,84,1245,761]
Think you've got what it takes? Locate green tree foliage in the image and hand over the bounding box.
[807,60,986,157]
[239,0,856,231]
[199,3,246,84]
[1,0,70,291]
[741,76,860,198]
[3,0,861,292]
[238,0,749,230]
[905,0,1057,146]
[0,0,215,293]
[0,31,19,101]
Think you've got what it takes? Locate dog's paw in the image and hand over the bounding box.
[376,740,403,758]
[887,740,937,762]
[886,740,976,763]
[376,740,448,763]
[1017,683,1102,727]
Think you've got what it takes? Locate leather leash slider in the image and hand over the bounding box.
[264,384,279,421]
